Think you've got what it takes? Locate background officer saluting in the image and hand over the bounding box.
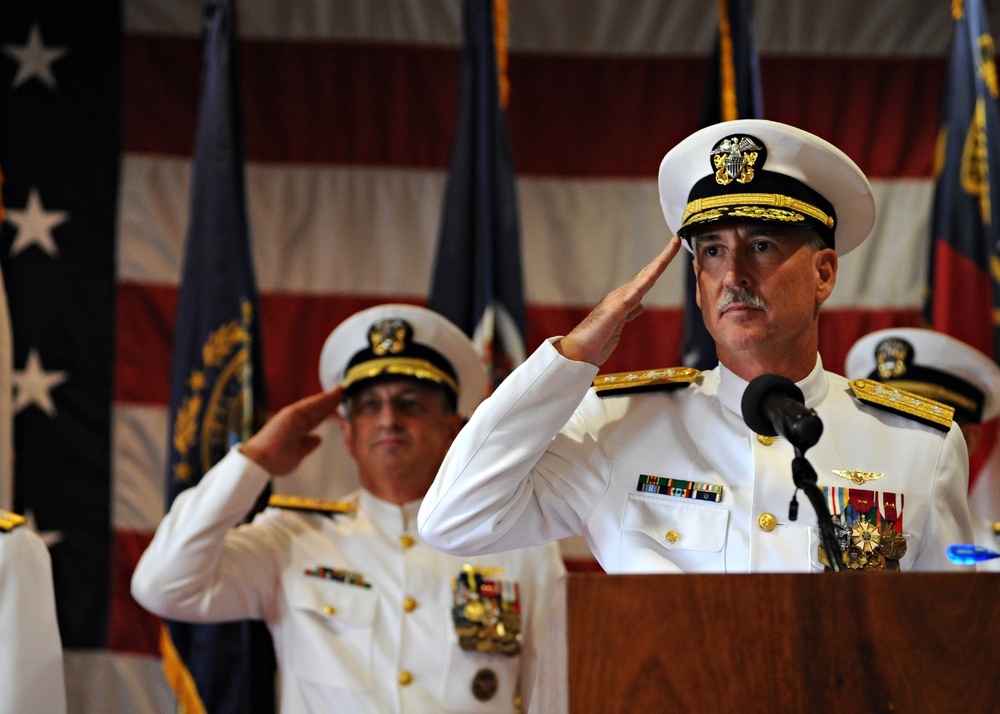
[419,119,974,574]
[132,304,565,714]
[847,327,1000,571]
[0,509,67,714]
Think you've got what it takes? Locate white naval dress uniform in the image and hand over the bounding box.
[419,340,974,573]
[0,521,67,714]
[973,514,1000,572]
[131,449,566,714]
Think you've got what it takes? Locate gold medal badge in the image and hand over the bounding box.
[451,565,522,657]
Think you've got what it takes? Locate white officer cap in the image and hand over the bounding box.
[845,327,1000,424]
[319,304,487,418]
[659,119,876,256]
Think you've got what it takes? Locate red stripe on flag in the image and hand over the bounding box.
[107,529,161,656]
[116,281,925,406]
[123,34,943,178]
[818,308,925,376]
[928,239,996,359]
[115,281,176,405]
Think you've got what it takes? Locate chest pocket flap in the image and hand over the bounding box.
[285,575,379,690]
[288,574,378,627]
[623,492,728,553]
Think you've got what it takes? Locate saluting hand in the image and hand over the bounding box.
[239,386,344,476]
[557,235,682,367]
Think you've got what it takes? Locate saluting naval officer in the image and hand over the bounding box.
[0,510,68,714]
[847,327,1000,571]
[418,118,974,573]
[132,304,566,714]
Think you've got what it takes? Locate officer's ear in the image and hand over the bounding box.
[814,248,837,304]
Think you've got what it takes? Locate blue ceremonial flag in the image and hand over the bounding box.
[681,0,763,370]
[924,0,1000,482]
[428,0,526,390]
[162,1,275,712]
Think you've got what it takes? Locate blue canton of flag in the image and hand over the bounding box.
[681,0,764,370]
[161,1,275,712]
[1,0,118,655]
[428,0,526,391]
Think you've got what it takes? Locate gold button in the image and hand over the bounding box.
[322,605,336,615]
[399,534,415,548]
[402,597,417,612]
[756,434,776,445]
[398,671,413,686]
[665,530,679,543]
[758,513,777,532]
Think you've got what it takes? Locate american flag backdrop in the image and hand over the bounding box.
[2,0,1000,710]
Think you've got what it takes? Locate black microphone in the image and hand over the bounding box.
[740,374,823,451]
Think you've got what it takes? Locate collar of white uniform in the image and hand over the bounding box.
[716,353,829,420]
[360,488,423,535]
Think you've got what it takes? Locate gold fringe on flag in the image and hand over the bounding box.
[159,624,208,714]
[493,0,510,110]
[719,0,738,121]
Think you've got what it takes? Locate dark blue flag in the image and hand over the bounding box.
[428,0,526,390]
[161,1,275,712]
[681,0,763,370]
[924,0,1000,481]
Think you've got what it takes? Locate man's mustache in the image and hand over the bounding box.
[717,286,766,310]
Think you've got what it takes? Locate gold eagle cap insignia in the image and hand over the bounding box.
[832,469,885,485]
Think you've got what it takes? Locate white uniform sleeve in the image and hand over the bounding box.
[518,543,568,714]
[913,423,976,571]
[130,447,283,622]
[418,340,599,554]
[0,527,67,714]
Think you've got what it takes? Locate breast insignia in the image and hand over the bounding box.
[267,494,357,516]
[848,378,954,431]
[0,510,27,532]
[594,367,700,397]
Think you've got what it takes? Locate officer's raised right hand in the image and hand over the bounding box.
[556,235,682,367]
[239,386,344,476]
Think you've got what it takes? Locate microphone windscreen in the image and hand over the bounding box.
[740,373,805,436]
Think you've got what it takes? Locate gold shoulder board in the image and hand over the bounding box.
[849,378,954,432]
[0,510,27,533]
[268,494,357,516]
[594,367,700,397]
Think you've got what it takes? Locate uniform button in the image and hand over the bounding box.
[398,671,413,686]
[756,434,776,445]
[402,597,417,612]
[399,534,415,548]
[665,530,679,543]
[758,513,777,532]
[322,605,336,615]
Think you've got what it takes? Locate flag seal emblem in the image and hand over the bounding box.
[171,301,255,483]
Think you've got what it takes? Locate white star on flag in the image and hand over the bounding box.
[2,23,69,90]
[5,187,68,257]
[12,348,67,417]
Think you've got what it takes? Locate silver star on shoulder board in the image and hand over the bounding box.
[832,469,885,485]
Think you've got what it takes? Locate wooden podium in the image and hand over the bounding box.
[567,572,1000,713]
